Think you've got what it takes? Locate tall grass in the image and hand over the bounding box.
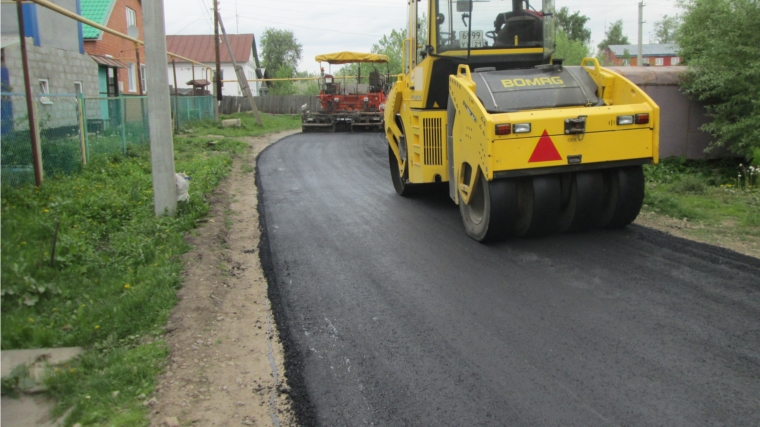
[0,113,300,425]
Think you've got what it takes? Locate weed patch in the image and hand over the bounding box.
[0,115,298,425]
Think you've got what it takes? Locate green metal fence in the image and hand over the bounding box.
[1,93,214,187]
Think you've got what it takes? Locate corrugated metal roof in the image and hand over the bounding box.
[90,54,126,68]
[80,0,116,39]
[608,44,680,57]
[166,34,254,64]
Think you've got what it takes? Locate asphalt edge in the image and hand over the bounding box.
[629,224,760,275]
[255,134,319,427]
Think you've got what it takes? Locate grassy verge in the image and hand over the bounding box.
[0,113,300,426]
[181,112,301,138]
[642,157,760,253]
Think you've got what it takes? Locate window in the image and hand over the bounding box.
[671,57,681,65]
[127,62,136,92]
[642,58,650,65]
[126,7,136,27]
[74,81,83,96]
[38,79,52,104]
[655,57,664,66]
[140,64,146,93]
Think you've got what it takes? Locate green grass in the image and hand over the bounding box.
[0,113,298,426]
[181,112,301,138]
[643,157,760,238]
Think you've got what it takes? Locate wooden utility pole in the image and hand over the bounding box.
[213,0,222,101]
[16,0,43,186]
[216,10,262,125]
[143,0,177,216]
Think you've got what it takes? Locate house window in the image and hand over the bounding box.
[127,62,136,92]
[140,64,146,93]
[74,81,83,96]
[38,79,52,104]
[126,7,136,28]
[655,57,664,66]
[642,58,650,65]
[671,57,681,65]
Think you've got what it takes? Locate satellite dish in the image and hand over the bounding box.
[127,25,139,39]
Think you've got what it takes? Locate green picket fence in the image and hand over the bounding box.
[1,93,214,187]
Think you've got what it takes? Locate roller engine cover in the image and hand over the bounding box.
[472,66,601,113]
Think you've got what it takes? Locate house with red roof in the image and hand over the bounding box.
[165,34,265,97]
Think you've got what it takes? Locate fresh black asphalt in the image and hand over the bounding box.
[257,132,760,427]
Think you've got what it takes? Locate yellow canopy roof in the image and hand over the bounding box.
[315,51,390,64]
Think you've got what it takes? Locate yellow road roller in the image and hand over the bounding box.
[385,0,659,241]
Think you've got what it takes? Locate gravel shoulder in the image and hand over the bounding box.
[149,130,299,427]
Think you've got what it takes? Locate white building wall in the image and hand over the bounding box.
[167,60,261,97]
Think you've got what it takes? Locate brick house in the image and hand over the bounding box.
[80,0,145,97]
[603,44,682,66]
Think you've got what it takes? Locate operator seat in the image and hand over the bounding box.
[369,71,381,92]
[493,11,543,47]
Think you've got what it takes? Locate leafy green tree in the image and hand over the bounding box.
[334,28,406,82]
[554,29,590,65]
[621,48,632,65]
[555,7,591,43]
[653,15,681,44]
[597,20,630,55]
[260,28,302,92]
[268,66,297,95]
[678,0,760,157]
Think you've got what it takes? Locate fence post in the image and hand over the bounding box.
[198,97,202,120]
[77,94,87,164]
[186,96,190,123]
[120,94,127,154]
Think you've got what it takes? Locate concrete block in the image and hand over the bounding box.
[221,118,241,128]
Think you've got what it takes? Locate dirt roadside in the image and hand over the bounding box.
[635,211,759,259]
[149,130,299,427]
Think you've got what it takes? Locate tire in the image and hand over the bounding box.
[514,175,562,237]
[459,171,517,242]
[557,171,605,232]
[388,145,415,197]
[600,166,645,229]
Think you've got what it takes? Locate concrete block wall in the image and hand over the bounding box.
[3,41,99,130]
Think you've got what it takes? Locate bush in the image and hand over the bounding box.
[677,0,760,159]
[670,174,707,195]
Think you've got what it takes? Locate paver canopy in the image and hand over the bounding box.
[315,52,390,64]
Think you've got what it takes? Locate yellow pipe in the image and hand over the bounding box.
[23,0,212,70]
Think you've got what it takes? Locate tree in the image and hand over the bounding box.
[267,66,298,95]
[335,28,406,82]
[555,7,591,44]
[259,28,302,78]
[678,0,760,158]
[554,29,591,65]
[597,20,630,55]
[652,15,681,44]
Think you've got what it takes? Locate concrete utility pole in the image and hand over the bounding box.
[143,0,177,216]
[214,0,222,101]
[216,10,262,125]
[638,2,645,66]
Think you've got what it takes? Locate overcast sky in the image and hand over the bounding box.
[162,0,682,74]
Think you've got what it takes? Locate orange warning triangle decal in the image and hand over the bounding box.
[529,130,562,162]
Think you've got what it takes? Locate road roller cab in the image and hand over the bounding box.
[385,0,659,241]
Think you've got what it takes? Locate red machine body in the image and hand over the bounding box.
[302,52,390,132]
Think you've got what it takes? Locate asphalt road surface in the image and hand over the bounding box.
[257,132,760,427]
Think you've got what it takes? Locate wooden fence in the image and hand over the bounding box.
[220,95,320,115]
